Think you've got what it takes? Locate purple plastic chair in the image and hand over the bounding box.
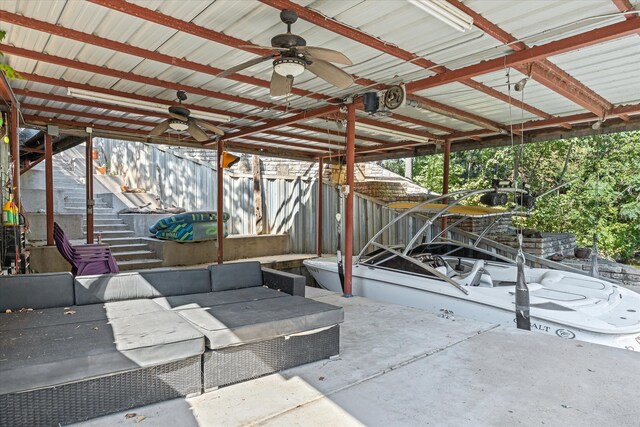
[53,222,120,276]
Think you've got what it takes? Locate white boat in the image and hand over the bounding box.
[305,189,640,352]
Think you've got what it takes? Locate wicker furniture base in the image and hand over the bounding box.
[204,325,340,390]
[0,356,201,427]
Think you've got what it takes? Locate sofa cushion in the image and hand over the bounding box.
[172,296,344,349]
[0,299,204,395]
[209,261,262,291]
[0,299,165,332]
[74,268,211,305]
[153,287,286,311]
[0,272,74,311]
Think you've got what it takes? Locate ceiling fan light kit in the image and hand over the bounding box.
[168,119,189,131]
[147,91,225,142]
[273,57,306,77]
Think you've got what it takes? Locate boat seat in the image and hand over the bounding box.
[453,260,485,287]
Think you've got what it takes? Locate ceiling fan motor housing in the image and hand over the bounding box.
[271,33,306,49]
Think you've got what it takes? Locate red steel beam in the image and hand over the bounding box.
[236,135,332,153]
[358,116,439,140]
[317,157,323,256]
[448,0,613,116]
[260,0,552,120]
[15,84,369,144]
[223,104,343,141]
[406,18,640,93]
[448,102,640,140]
[85,135,94,244]
[20,157,46,175]
[21,115,318,158]
[16,73,251,120]
[216,141,224,264]
[90,0,502,132]
[0,10,323,102]
[344,101,356,296]
[407,95,505,132]
[21,103,160,128]
[0,70,17,105]
[44,133,54,246]
[0,44,285,112]
[16,86,365,149]
[612,0,637,18]
[25,102,341,152]
[10,104,20,209]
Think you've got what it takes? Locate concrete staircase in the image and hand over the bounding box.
[76,212,164,271]
[51,155,164,271]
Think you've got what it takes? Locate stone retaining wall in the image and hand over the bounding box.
[561,258,640,288]
[490,232,576,258]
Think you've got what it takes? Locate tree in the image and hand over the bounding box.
[388,132,640,261]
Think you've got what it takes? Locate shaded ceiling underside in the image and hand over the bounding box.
[2,0,639,161]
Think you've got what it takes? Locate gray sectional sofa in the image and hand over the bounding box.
[0,262,343,427]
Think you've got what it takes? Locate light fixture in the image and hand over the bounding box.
[273,57,306,77]
[408,0,474,32]
[220,151,241,169]
[591,119,604,130]
[168,119,188,131]
[355,122,431,143]
[67,88,232,123]
[514,77,528,92]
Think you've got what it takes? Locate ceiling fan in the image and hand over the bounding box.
[218,9,354,96]
[148,91,224,142]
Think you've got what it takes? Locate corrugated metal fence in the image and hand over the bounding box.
[98,139,429,254]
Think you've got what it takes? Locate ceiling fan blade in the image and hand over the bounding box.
[270,71,294,97]
[187,119,209,142]
[240,45,288,51]
[217,54,276,78]
[299,46,352,65]
[168,111,189,121]
[149,120,171,137]
[194,118,224,136]
[306,59,354,89]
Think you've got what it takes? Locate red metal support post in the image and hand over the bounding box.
[45,133,54,246]
[216,141,224,264]
[10,105,19,209]
[344,103,356,296]
[316,157,323,257]
[85,136,94,244]
[441,140,451,236]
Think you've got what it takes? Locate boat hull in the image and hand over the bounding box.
[304,258,640,352]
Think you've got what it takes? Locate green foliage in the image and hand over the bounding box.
[398,132,640,262]
[0,29,20,80]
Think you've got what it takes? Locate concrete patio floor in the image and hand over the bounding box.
[74,287,640,427]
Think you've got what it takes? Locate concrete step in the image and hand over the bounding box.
[117,258,164,271]
[108,243,150,253]
[113,250,157,261]
[102,237,142,245]
[65,207,114,214]
[66,202,109,208]
[67,197,109,204]
[83,224,130,232]
[87,230,134,239]
[83,218,125,225]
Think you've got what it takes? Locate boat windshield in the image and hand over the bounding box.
[408,243,507,263]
